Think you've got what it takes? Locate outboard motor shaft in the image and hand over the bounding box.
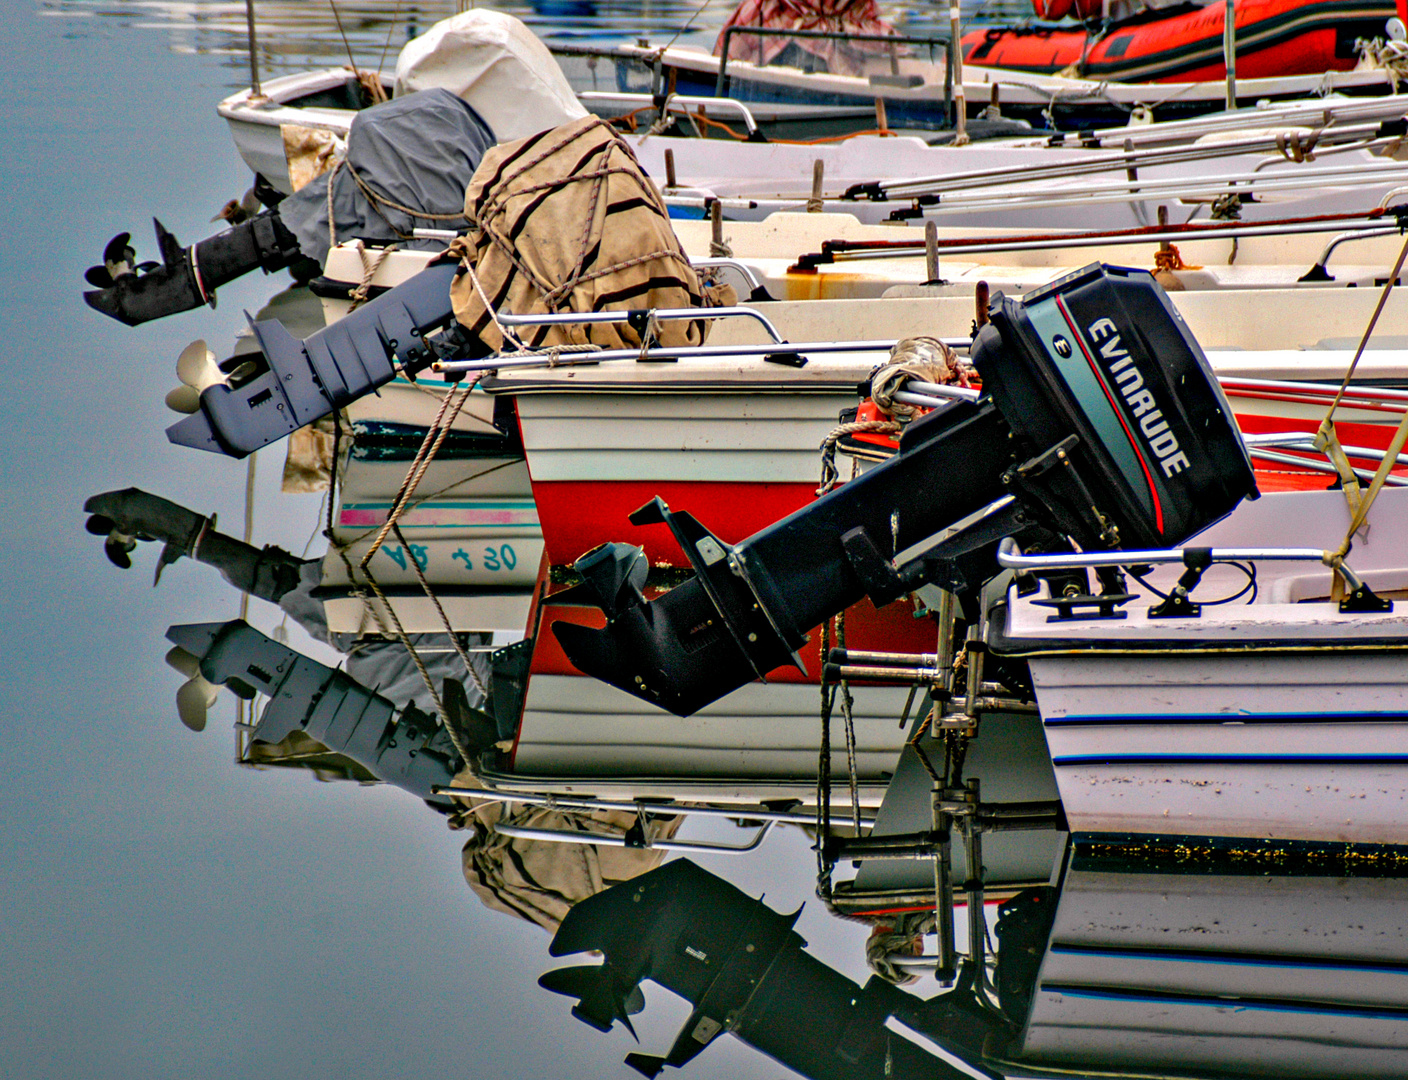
[165,620,487,803]
[84,213,304,327]
[553,265,1258,716]
[165,259,460,457]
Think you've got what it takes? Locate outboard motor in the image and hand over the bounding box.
[84,211,305,327]
[165,259,461,457]
[84,88,494,327]
[165,620,492,804]
[552,265,1258,716]
[545,859,997,1078]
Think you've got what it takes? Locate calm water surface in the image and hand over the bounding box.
[5,4,884,1078]
[7,3,1404,1080]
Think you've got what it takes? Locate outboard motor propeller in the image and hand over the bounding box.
[165,620,475,803]
[83,211,305,326]
[553,542,651,619]
[165,259,461,457]
[553,265,1258,716]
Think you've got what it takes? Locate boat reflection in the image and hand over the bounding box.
[547,836,1408,1078]
[45,0,722,78]
[87,407,1408,1078]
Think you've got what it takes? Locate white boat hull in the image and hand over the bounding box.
[1002,488,1408,844]
[1033,652,1408,843]
[1022,862,1408,1075]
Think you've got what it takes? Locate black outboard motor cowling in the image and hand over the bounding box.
[978,263,1256,549]
[554,265,1257,716]
[84,213,304,327]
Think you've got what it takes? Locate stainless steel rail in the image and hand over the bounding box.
[996,536,1375,594]
[494,820,777,854]
[436,786,874,826]
[579,91,760,135]
[494,304,784,342]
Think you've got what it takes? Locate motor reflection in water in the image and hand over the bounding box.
[547,838,1408,1079]
[85,460,1408,1078]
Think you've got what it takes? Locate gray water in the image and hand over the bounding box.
[13,4,1406,1080]
[3,4,886,1078]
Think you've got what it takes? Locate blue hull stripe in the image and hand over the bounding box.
[1040,983,1408,1021]
[1047,712,1408,727]
[1054,753,1408,767]
[1051,942,1408,976]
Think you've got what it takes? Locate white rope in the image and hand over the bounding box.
[359,377,479,568]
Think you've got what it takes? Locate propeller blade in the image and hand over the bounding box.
[84,265,114,289]
[176,674,220,732]
[102,232,133,263]
[164,385,201,414]
[164,645,202,679]
[104,534,135,569]
[176,340,224,392]
[85,514,114,536]
[102,232,135,278]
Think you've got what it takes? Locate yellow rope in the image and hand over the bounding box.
[1315,230,1408,579]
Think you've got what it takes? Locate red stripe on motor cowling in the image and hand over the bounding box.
[1054,294,1165,535]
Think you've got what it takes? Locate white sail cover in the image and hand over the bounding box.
[393,10,587,142]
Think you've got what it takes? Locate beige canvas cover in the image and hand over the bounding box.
[454,799,682,933]
[448,116,723,353]
[393,10,587,142]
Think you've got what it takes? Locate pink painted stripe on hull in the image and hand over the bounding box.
[339,508,539,528]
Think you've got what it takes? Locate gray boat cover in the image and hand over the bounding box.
[280,87,495,265]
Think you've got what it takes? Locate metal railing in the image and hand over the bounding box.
[579,91,761,135]
[436,786,877,855]
[995,536,1380,597]
[494,304,783,341]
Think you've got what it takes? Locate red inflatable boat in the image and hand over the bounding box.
[961,0,1395,83]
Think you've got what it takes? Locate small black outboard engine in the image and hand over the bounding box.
[552,265,1258,716]
[83,210,306,328]
[545,859,999,1078]
[84,88,494,328]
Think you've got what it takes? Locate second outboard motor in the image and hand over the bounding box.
[552,265,1258,716]
[84,88,495,327]
[165,620,490,804]
[165,258,461,456]
[83,211,305,327]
